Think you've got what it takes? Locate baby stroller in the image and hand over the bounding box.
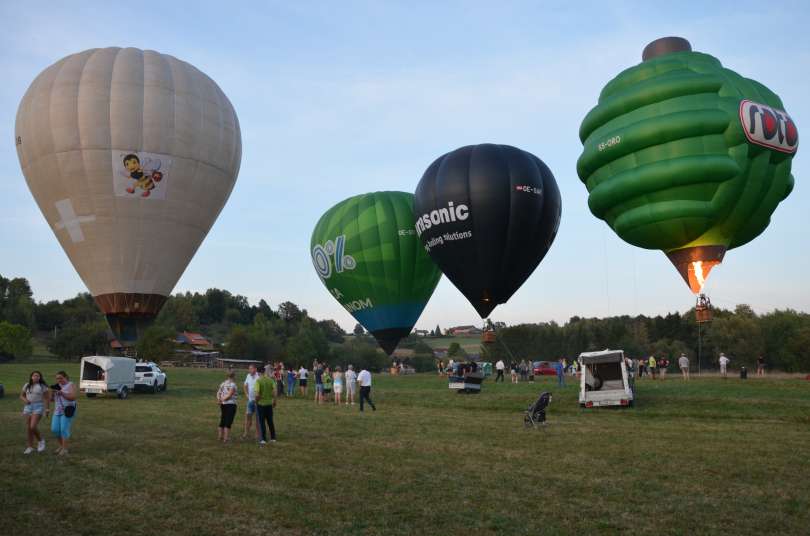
[524,391,552,428]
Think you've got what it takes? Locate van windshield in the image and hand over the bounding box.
[136,366,151,372]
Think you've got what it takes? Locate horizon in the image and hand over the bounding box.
[2,1,808,333]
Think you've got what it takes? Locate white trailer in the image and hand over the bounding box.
[79,356,136,399]
[578,350,634,408]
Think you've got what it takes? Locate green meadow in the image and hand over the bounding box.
[2,363,809,535]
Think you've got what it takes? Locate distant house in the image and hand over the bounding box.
[176,332,214,351]
[413,329,430,337]
[433,348,448,358]
[447,325,482,336]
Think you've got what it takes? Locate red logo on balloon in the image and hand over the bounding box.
[739,100,798,154]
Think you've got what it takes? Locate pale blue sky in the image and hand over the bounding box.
[1,1,808,331]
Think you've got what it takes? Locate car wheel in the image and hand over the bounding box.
[152,381,158,394]
[118,386,129,400]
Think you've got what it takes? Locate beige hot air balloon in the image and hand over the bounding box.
[15,48,241,343]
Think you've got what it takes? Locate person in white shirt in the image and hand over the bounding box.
[678,354,690,380]
[345,365,358,405]
[357,368,376,412]
[298,366,309,396]
[495,359,505,382]
[718,353,730,378]
[242,364,260,440]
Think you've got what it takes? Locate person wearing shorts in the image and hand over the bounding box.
[314,364,324,404]
[217,371,238,443]
[298,366,309,396]
[243,364,260,440]
[20,370,49,454]
[345,365,357,405]
[50,371,77,456]
[678,354,690,380]
[333,366,344,405]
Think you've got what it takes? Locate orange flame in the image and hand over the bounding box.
[687,260,719,294]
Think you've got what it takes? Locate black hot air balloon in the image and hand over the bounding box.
[413,144,561,318]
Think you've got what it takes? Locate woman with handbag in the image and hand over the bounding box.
[216,371,238,443]
[51,371,77,456]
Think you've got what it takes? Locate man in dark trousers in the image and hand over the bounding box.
[357,368,376,412]
[254,365,277,444]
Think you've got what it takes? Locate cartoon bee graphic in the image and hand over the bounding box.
[121,154,163,197]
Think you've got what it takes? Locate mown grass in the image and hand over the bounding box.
[1,363,809,535]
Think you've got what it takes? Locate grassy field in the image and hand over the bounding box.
[421,335,483,354]
[1,363,809,535]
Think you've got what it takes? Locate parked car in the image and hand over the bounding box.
[135,362,167,393]
[532,361,557,376]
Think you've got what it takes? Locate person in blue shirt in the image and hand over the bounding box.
[555,358,566,387]
[286,367,296,397]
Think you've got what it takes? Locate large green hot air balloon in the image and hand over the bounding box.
[578,37,798,293]
[311,191,441,354]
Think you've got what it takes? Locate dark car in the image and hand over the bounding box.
[532,361,557,376]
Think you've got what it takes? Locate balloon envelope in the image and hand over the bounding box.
[413,144,561,318]
[577,38,797,293]
[311,191,441,354]
[15,48,241,342]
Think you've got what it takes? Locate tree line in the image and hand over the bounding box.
[481,305,810,372]
[2,273,809,371]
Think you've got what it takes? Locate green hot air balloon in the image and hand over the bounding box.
[578,37,798,294]
[311,191,441,354]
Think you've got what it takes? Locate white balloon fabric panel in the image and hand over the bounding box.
[15,48,241,314]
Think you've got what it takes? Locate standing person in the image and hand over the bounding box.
[216,371,238,443]
[20,371,49,454]
[333,366,344,405]
[678,353,690,380]
[345,364,358,405]
[286,367,297,397]
[510,362,519,384]
[719,353,730,378]
[437,360,444,376]
[637,358,646,378]
[50,371,77,456]
[555,358,566,388]
[357,368,376,412]
[254,366,277,444]
[298,365,309,396]
[323,367,333,402]
[495,359,505,382]
[242,364,261,440]
[314,362,324,404]
[757,355,766,376]
[648,355,658,380]
[659,357,669,379]
[275,364,285,396]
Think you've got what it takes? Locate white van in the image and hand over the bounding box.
[79,356,136,399]
[578,350,634,408]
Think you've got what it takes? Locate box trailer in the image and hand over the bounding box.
[79,356,136,399]
[578,350,634,408]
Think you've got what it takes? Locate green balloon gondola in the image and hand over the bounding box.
[577,37,798,293]
[311,191,441,355]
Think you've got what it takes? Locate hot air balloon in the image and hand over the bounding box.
[577,37,797,294]
[15,48,241,343]
[413,144,561,318]
[311,191,441,354]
